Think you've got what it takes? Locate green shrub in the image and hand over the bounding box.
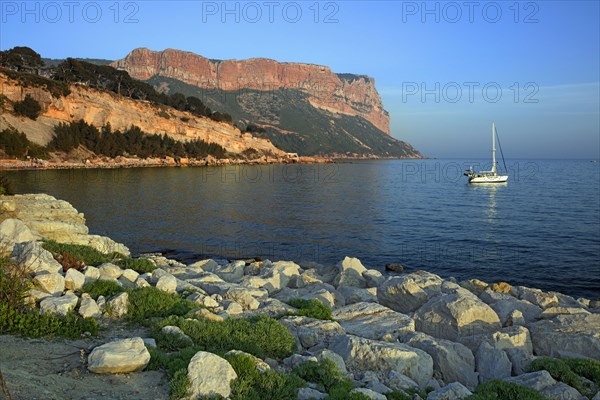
[562,358,600,386]
[116,258,156,274]
[293,359,355,398]
[13,94,41,120]
[169,368,191,400]
[0,175,13,195]
[0,303,98,338]
[0,128,47,159]
[0,257,30,309]
[286,298,332,320]
[226,352,305,400]
[467,379,550,400]
[81,280,124,300]
[527,357,596,397]
[386,392,412,400]
[42,240,123,266]
[157,314,296,360]
[127,287,196,323]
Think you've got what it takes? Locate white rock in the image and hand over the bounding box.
[161,325,193,346]
[64,268,85,291]
[98,263,123,279]
[107,292,129,318]
[0,219,38,253]
[298,387,329,400]
[350,388,387,400]
[84,266,100,282]
[280,316,346,351]
[88,337,150,374]
[187,351,237,399]
[403,332,478,390]
[377,272,443,314]
[504,370,557,391]
[223,287,260,310]
[283,354,318,369]
[332,302,414,340]
[427,382,472,400]
[541,382,587,400]
[528,314,600,359]
[79,296,101,318]
[121,268,140,283]
[12,241,62,274]
[156,274,177,293]
[330,334,434,388]
[475,342,512,383]
[33,272,65,295]
[134,277,150,288]
[363,269,385,288]
[338,286,377,304]
[539,306,591,319]
[316,349,347,374]
[40,293,78,316]
[516,286,559,309]
[414,293,501,340]
[188,259,219,270]
[225,350,270,373]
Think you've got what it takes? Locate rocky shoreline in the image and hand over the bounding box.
[1,194,599,400]
[0,155,334,171]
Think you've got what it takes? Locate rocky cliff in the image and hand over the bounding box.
[111,48,391,135]
[0,72,283,156]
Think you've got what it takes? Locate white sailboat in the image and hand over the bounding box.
[464,123,508,183]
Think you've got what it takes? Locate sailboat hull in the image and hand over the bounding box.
[469,175,508,183]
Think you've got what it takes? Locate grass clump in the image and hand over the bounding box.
[169,368,191,400]
[42,240,123,266]
[0,303,98,338]
[127,287,196,323]
[293,359,361,399]
[80,280,124,300]
[527,357,597,397]
[286,298,332,320]
[226,352,305,400]
[0,257,30,309]
[562,358,600,386]
[467,379,550,400]
[116,258,156,274]
[157,314,296,360]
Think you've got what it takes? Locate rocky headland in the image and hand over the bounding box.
[1,194,599,400]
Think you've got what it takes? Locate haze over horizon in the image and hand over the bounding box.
[1,0,598,159]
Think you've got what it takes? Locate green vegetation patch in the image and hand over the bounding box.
[127,287,196,323]
[157,314,296,360]
[116,258,157,274]
[293,359,355,399]
[169,368,191,400]
[0,303,98,338]
[13,94,41,120]
[0,128,47,159]
[42,240,123,266]
[467,379,550,400]
[285,298,332,320]
[80,280,124,300]
[527,357,598,397]
[226,352,305,400]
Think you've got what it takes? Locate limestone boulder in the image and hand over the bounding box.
[187,351,237,399]
[377,272,443,314]
[65,268,85,291]
[156,273,177,293]
[528,314,600,360]
[98,263,123,279]
[40,293,78,316]
[330,334,434,388]
[338,286,377,305]
[79,296,101,318]
[107,292,129,319]
[474,342,512,383]
[414,293,501,340]
[33,272,65,295]
[88,337,150,374]
[0,218,39,253]
[12,241,62,274]
[515,286,559,309]
[403,332,478,390]
[280,316,346,351]
[350,388,387,400]
[332,302,414,341]
[223,287,260,311]
[426,382,472,400]
[363,269,385,288]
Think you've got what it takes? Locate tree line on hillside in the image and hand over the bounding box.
[0,120,227,159]
[0,47,233,124]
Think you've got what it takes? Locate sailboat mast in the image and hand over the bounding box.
[491,122,497,174]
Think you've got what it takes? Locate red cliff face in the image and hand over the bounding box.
[111,48,391,135]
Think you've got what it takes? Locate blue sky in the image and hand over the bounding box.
[1,0,598,158]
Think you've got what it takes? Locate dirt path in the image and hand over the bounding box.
[0,325,170,400]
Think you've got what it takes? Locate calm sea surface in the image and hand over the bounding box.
[7,159,600,298]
